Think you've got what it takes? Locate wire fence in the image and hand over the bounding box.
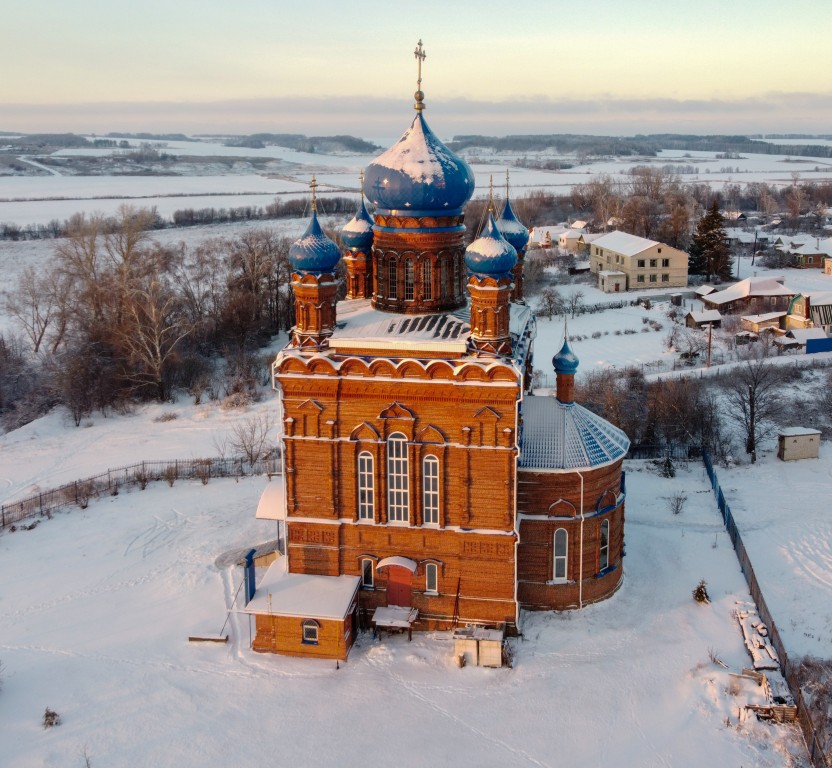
[0,456,281,531]
[703,450,829,767]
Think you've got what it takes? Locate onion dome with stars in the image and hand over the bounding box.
[289,177,341,275]
[465,181,518,279]
[496,172,529,253]
[552,336,580,375]
[363,40,475,217]
[341,179,375,251]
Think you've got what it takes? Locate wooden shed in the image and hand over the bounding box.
[777,427,821,461]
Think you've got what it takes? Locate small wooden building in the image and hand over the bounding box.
[777,427,821,461]
[686,309,722,329]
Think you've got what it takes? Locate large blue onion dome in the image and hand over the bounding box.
[496,197,529,253]
[553,337,580,375]
[341,196,374,251]
[465,212,518,279]
[289,210,341,274]
[363,112,475,216]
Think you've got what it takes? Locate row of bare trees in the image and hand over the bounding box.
[2,206,299,428]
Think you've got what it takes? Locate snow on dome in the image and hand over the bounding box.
[465,212,517,278]
[520,395,630,471]
[553,338,579,375]
[496,197,529,252]
[341,197,374,251]
[289,210,341,274]
[363,112,475,215]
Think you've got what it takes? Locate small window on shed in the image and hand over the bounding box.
[302,620,320,645]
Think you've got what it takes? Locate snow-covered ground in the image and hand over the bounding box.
[0,463,810,767]
[3,135,832,227]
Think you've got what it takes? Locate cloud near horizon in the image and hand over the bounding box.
[5,92,831,139]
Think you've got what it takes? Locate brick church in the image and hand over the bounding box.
[243,43,630,660]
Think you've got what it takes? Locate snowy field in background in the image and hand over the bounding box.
[0,465,811,767]
[3,134,832,227]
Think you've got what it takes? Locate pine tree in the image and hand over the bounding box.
[688,202,732,281]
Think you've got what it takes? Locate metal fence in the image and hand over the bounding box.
[0,456,281,531]
[703,451,829,767]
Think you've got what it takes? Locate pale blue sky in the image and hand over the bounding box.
[3,0,829,135]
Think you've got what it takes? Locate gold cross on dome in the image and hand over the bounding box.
[414,39,427,112]
[309,175,318,211]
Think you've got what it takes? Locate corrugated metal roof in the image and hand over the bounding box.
[519,395,630,471]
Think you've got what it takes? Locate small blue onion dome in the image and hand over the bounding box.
[553,338,580,375]
[289,210,341,274]
[341,196,374,251]
[496,197,529,253]
[364,112,475,215]
[464,212,518,278]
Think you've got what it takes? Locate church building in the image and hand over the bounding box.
[244,43,630,660]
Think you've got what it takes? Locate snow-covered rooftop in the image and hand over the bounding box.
[241,559,359,620]
[704,277,795,305]
[591,230,660,257]
[688,310,722,323]
[519,394,630,471]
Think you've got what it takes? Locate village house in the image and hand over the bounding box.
[589,230,688,292]
[244,51,630,661]
[701,276,796,315]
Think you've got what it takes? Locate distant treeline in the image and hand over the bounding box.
[224,133,380,153]
[0,195,361,241]
[447,133,832,159]
[105,132,193,142]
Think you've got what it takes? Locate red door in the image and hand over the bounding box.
[386,566,412,607]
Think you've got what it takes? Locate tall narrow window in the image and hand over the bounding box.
[425,562,438,594]
[440,260,449,300]
[357,452,374,521]
[553,528,568,581]
[423,455,439,525]
[599,520,609,571]
[453,259,461,298]
[423,261,433,300]
[404,259,414,301]
[387,433,409,522]
[361,558,374,589]
[388,258,398,299]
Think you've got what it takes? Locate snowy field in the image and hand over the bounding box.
[0,463,810,767]
[3,134,832,227]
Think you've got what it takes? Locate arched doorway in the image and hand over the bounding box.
[376,556,417,607]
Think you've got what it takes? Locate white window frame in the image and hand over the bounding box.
[599,520,610,571]
[357,451,374,521]
[422,455,440,525]
[423,261,433,300]
[361,558,374,589]
[404,259,414,301]
[387,433,409,523]
[425,562,438,594]
[302,620,319,645]
[388,258,398,299]
[553,527,568,582]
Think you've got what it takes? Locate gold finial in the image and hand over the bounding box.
[310,175,318,212]
[414,39,427,112]
[359,170,364,197]
[505,168,511,200]
[488,175,494,214]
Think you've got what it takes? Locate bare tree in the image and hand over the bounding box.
[537,287,565,320]
[565,288,585,318]
[721,357,786,463]
[229,413,275,465]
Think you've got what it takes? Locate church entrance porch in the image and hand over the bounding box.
[375,556,418,608]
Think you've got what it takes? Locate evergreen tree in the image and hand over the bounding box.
[688,202,732,281]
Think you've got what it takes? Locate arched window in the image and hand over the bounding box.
[404,259,414,301]
[599,520,609,571]
[361,558,374,589]
[302,619,320,645]
[357,452,374,521]
[387,433,409,522]
[423,261,433,300]
[440,259,449,300]
[453,258,461,298]
[388,258,398,299]
[423,455,439,525]
[553,528,568,581]
[425,562,438,594]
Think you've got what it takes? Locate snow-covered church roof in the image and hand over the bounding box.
[520,395,630,471]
